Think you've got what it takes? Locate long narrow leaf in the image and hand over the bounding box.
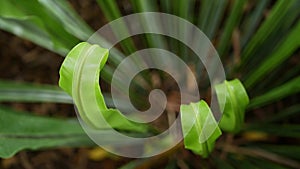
[244,21,300,88]
[96,0,136,54]
[241,0,298,64]
[38,0,93,40]
[217,0,246,57]
[254,145,300,160]
[130,0,167,49]
[248,76,300,109]
[0,81,72,103]
[244,124,300,138]
[0,106,94,158]
[198,0,228,40]
[263,104,300,123]
[198,0,212,31]
[0,0,78,55]
[240,0,270,48]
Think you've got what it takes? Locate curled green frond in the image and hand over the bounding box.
[59,42,149,133]
[181,79,249,157]
[180,101,221,158]
[215,79,249,133]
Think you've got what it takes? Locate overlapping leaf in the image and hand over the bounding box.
[180,79,249,157]
[215,79,249,133]
[0,80,72,103]
[0,0,79,55]
[180,101,221,158]
[0,106,93,158]
[59,42,149,133]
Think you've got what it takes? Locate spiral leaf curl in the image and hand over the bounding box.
[59,42,149,133]
[59,42,249,158]
[180,79,249,157]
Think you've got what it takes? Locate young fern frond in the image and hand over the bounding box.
[60,42,249,158]
[180,79,249,157]
[59,42,149,132]
[180,101,221,158]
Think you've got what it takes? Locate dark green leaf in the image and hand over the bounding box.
[254,145,300,160]
[217,0,246,57]
[0,0,79,55]
[244,21,300,88]
[241,0,298,63]
[0,106,93,158]
[0,80,72,103]
[244,124,300,138]
[248,76,300,109]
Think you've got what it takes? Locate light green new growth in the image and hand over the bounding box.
[216,79,249,133]
[180,101,222,158]
[180,79,249,157]
[59,42,250,158]
[59,42,149,133]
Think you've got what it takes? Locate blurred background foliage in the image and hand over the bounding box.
[0,0,299,168]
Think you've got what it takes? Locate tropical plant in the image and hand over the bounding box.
[0,0,299,168]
